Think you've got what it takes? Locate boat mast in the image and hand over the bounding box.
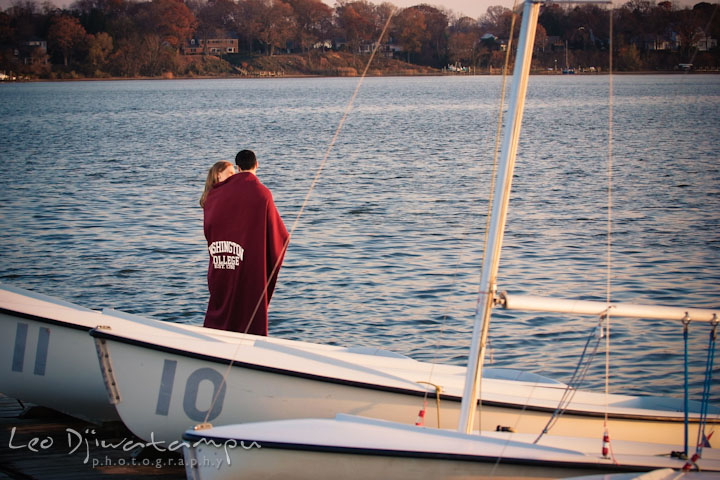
[458,0,541,434]
[458,0,613,435]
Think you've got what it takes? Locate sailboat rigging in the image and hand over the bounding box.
[182,0,720,478]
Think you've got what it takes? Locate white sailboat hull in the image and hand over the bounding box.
[2,283,717,449]
[0,284,252,423]
[90,325,719,446]
[94,333,440,443]
[186,446,599,480]
[182,415,720,480]
[0,311,119,422]
[0,285,120,422]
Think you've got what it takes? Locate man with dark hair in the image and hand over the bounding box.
[235,149,257,171]
[202,149,288,336]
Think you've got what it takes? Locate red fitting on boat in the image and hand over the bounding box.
[602,431,610,458]
[415,408,425,426]
[682,453,700,471]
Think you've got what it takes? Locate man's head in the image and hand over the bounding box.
[236,149,258,172]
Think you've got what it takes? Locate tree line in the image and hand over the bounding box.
[1,0,718,79]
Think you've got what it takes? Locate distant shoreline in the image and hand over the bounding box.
[4,69,717,84]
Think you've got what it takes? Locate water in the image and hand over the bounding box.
[0,74,718,403]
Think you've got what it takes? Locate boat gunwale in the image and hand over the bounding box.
[0,306,94,332]
[89,328,715,424]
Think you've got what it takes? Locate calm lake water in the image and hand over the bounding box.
[0,74,718,403]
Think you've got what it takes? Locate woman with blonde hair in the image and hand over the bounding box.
[200,161,235,207]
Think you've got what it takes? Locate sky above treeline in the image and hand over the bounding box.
[0,0,706,21]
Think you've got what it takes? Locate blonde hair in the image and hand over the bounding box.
[200,161,233,207]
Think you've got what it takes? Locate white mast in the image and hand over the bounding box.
[457,0,614,435]
[458,0,542,434]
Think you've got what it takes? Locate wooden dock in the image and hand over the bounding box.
[0,394,185,479]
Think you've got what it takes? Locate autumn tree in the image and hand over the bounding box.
[480,5,513,37]
[448,16,480,67]
[195,0,239,45]
[285,0,333,55]
[411,4,449,67]
[48,15,88,66]
[567,4,610,47]
[0,12,14,46]
[0,11,17,74]
[109,34,142,76]
[539,2,571,37]
[647,1,674,48]
[615,43,643,70]
[87,31,112,68]
[27,46,51,75]
[673,7,704,56]
[392,7,428,63]
[447,31,474,66]
[252,0,296,55]
[6,1,46,40]
[452,15,479,34]
[373,1,394,36]
[534,23,547,53]
[140,33,177,75]
[234,0,265,52]
[234,0,296,55]
[137,0,197,51]
[335,0,378,53]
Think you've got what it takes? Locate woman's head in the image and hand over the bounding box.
[200,161,235,207]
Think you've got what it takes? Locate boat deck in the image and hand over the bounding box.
[0,394,185,479]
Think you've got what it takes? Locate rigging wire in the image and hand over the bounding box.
[529,0,617,451]
[199,10,398,427]
[684,316,718,470]
[602,4,617,464]
[683,314,691,457]
[533,317,603,443]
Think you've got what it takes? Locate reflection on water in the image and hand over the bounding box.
[0,75,718,402]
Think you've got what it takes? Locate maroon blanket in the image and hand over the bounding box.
[203,172,288,335]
